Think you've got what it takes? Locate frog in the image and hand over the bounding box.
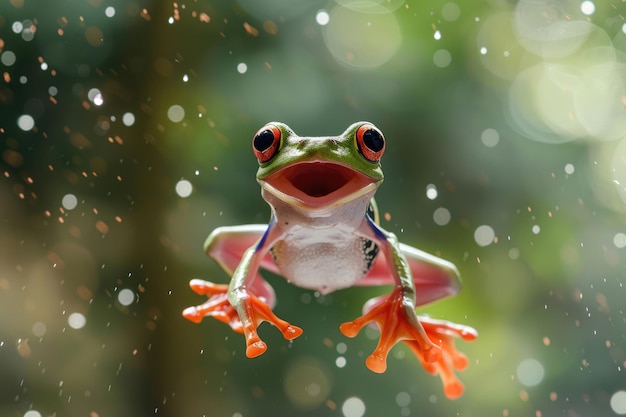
[183,122,477,399]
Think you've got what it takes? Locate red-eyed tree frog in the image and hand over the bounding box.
[183,122,477,399]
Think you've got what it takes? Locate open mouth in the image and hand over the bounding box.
[263,161,377,208]
[283,162,354,197]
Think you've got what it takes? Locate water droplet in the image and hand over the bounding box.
[610,390,626,415]
[122,112,135,127]
[580,1,595,15]
[167,105,185,123]
[342,396,366,417]
[17,114,35,131]
[1,50,17,66]
[68,312,86,330]
[517,358,544,387]
[433,207,451,226]
[316,10,330,26]
[474,225,495,247]
[481,128,499,147]
[175,179,193,198]
[425,184,438,200]
[61,194,78,210]
[117,289,135,306]
[614,233,626,248]
[433,49,451,68]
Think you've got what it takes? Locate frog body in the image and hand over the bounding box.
[183,122,477,399]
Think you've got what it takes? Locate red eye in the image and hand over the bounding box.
[356,124,385,162]
[253,125,281,163]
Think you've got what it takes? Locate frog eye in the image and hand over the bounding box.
[356,124,385,162]
[253,125,282,163]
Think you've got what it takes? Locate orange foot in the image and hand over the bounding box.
[340,288,442,372]
[339,288,477,399]
[406,317,477,399]
[182,279,303,358]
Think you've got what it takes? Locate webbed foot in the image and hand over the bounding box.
[406,317,477,399]
[183,279,303,357]
[339,288,476,399]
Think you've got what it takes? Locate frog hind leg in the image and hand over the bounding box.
[344,237,477,398]
[357,242,461,306]
[182,225,280,332]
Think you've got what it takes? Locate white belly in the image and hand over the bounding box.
[271,236,370,294]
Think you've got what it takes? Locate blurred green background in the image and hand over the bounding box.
[1,0,626,416]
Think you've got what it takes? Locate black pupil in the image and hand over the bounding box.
[363,129,384,152]
[254,130,275,152]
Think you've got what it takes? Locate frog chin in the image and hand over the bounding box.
[261,161,380,212]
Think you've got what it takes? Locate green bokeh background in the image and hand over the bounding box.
[1,0,626,416]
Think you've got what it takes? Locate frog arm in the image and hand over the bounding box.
[203,224,281,306]
[358,240,461,306]
[340,217,477,399]
[183,220,303,357]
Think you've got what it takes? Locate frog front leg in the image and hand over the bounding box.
[340,218,477,398]
[183,223,302,357]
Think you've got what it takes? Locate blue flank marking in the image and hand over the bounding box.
[366,215,387,241]
[256,216,275,250]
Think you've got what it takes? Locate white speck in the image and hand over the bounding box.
[12,21,23,33]
[105,6,116,17]
[24,411,42,417]
[623,23,626,35]
[1,50,17,66]
[175,179,193,198]
[61,194,78,210]
[508,248,520,260]
[503,50,510,57]
[19,76,27,84]
[316,10,330,26]
[441,3,460,22]
[48,86,58,96]
[396,391,411,407]
[481,128,499,147]
[564,163,575,175]
[532,225,540,234]
[426,184,438,200]
[434,30,441,40]
[32,322,47,337]
[68,312,86,330]
[336,342,347,354]
[117,289,135,306]
[480,46,487,55]
[433,207,451,226]
[342,396,366,417]
[517,358,544,387]
[236,62,248,74]
[40,62,48,71]
[182,74,189,82]
[610,390,626,415]
[335,356,347,368]
[433,49,452,68]
[88,88,103,105]
[17,114,35,131]
[167,104,185,123]
[614,233,626,248]
[580,1,595,15]
[474,225,495,247]
[168,16,175,24]
[122,112,135,127]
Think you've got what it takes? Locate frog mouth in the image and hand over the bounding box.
[262,161,379,210]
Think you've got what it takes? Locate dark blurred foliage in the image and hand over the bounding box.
[1,0,626,416]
